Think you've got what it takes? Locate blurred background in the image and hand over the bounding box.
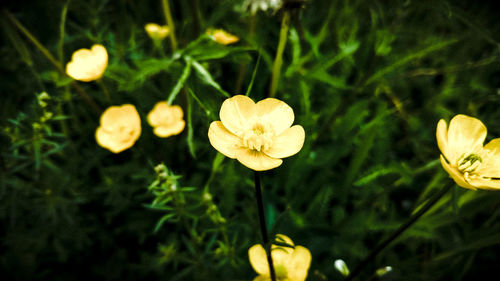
[1,0,500,280]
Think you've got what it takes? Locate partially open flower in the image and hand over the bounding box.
[145,23,170,41]
[437,114,500,190]
[248,234,312,281]
[208,95,305,171]
[147,101,185,138]
[66,44,108,82]
[207,29,240,45]
[96,104,141,153]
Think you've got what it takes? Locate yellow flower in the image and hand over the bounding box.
[147,101,185,138]
[208,95,305,171]
[95,104,141,153]
[437,114,500,190]
[145,23,170,41]
[248,234,312,281]
[66,44,108,82]
[207,28,240,45]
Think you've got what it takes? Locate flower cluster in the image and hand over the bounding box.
[95,102,185,153]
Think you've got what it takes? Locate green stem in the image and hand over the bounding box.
[97,78,111,103]
[58,0,70,63]
[254,171,276,281]
[269,11,290,98]
[345,183,453,281]
[161,0,177,52]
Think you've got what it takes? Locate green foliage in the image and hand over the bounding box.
[1,0,500,280]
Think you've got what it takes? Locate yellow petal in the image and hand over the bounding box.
[274,234,294,249]
[147,102,183,128]
[252,275,270,281]
[286,246,312,281]
[467,177,500,190]
[447,114,486,163]
[436,119,449,160]
[91,44,108,65]
[154,121,185,137]
[101,104,141,129]
[440,155,476,190]
[476,138,500,178]
[249,244,270,276]
[208,121,244,158]
[256,98,294,136]
[220,95,256,137]
[236,149,283,171]
[265,125,305,159]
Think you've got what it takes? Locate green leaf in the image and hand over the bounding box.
[154,214,177,233]
[245,52,261,96]
[167,58,192,104]
[365,38,459,85]
[191,59,230,98]
[186,92,196,158]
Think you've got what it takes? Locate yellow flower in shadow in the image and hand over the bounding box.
[145,23,170,41]
[66,44,108,82]
[208,95,305,171]
[147,101,185,138]
[96,104,141,153]
[437,114,500,190]
[207,28,240,45]
[249,234,312,281]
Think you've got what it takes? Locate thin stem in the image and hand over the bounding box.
[161,0,177,52]
[188,0,201,36]
[3,9,100,113]
[97,78,111,103]
[58,0,70,63]
[345,183,453,281]
[254,171,276,281]
[4,9,63,72]
[269,11,290,98]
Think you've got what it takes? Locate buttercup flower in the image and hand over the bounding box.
[66,44,108,82]
[145,23,170,41]
[437,114,500,190]
[248,234,312,281]
[207,29,240,45]
[147,101,185,138]
[208,95,305,171]
[96,104,141,153]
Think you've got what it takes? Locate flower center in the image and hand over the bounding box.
[242,122,274,152]
[457,153,482,173]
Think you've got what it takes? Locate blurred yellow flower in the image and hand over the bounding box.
[147,101,185,138]
[145,23,170,41]
[96,104,141,153]
[437,114,500,190]
[207,28,239,45]
[66,44,108,82]
[248,234,311,281]
[208,95,305,171]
